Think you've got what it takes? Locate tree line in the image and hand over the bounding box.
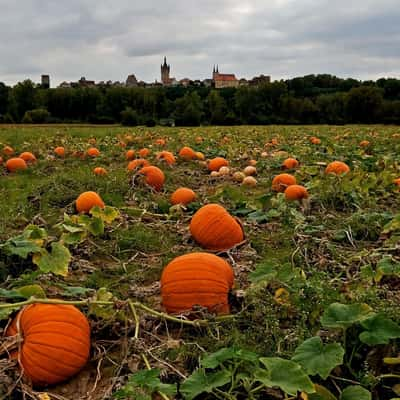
[0,74,400,125]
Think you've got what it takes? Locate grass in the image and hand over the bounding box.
[0,124,399,399]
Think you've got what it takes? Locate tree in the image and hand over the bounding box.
[206,91,228,125]
[345,86,384,123]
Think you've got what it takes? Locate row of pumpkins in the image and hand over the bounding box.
[1,137,392,388]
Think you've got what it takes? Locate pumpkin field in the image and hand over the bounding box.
[0,125,399,400]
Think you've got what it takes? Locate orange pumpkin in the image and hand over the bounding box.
[155,138,166,146]
[310,137,321,145]
[156,151,176,166]
[179,146,197,160]
[190,204,244,251]
[272,173,297,192]
[208,157,229,172]
[325,161,350,175]
[76,191,105,213]
[87,148,100,157]
[127,158,150,171]
[6,304,90,386]
[393,178,400,187]
[0,156,3,165]
[93,167,107,176]
[282,158,299,170]
[195,136,203,144]
[3,145,14,156]
[19,152,37,164]
[138,166,165,191]
[284,185,309,201]
[54,147,65,157]
[161,252,234,314]
[139,148,150,158]
[6,157,27,172]
[125,149,135,160]
[171,188,196,205]
[360,140,370,147]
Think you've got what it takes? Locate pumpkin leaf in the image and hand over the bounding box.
[89,288,116,319]
[0,304,20,320]
[180,369,231,400]
[32,242,71,277]
[292,337,344,379]
[321,303,374,330]
[127,369,177,397]
[60,286,94,297]
[1,238,43,258]
[90,206,120,224]
[359,314,400,345]
[16,284,46,299]
[201,347,259,369]
[77,215,104,236]
[340,386,371,400]
[0,288,24,299]
[256,357,315,396]
[374,257,400,283]
[249,261,278,283]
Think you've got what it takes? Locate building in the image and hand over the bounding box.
[249,74,271,86]
[161,57,171,85]
[212,65,239,89]
[126,74,138,87]
[41,75,50,89]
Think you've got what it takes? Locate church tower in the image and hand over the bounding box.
[161,57,170,85]
[212,65,219,80]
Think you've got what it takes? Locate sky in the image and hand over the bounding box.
[0,0,399,86]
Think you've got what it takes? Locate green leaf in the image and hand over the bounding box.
[89,288,115,319]
[321,303,374,330]
[61,286,94,297]
[249,262,277,283]
[0,304,20,320]
[2,238,43,258]
[359,314,400,345]
[256,357,315,396]
[292,337,344,379]
[16,284,46,299]
[375,257,400,282]
[340,386,371,400]
[90,206,120,224]
[0,288,24,300]
[77,215,104,236]
[129,369,177,397]
[61,230,87,245]
[180,369,231,400]
[201,347,259,369]
[32,242,71,276]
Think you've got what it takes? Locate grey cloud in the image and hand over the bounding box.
[0,0,399,85]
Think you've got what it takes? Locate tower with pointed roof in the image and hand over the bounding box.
[161,57,170,85]
[212,65,219,80]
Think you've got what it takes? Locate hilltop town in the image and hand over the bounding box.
[49,57,270,89]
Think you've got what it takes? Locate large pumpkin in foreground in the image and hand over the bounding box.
[6,304,91,386]
[190,204,244,251]
[161,252,234,314]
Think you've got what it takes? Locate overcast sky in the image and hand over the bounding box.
[0,0,399,86]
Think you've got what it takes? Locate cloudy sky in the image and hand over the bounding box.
[0,0,399,86]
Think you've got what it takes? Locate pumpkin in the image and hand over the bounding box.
[243,166,256,176]
[325,161,350,175]
[139,148,150,158]
[161,252,234,314]
[233,171,245,182]
[242,176,257,186]
[19,152,37,164]
[138,166,165,191]
[127,158,150,171]
[6,304,90,385]
[219,166,230,175]
[272,174,297,192]
[248,159,257,166]
[72,151,86,160]
[208,157,229,172]
[6,157,27,172]
[310,137,321,145]
[76,191,105,213]
[171,188,196,205]
[87,148,100,157]
[179,146,197,160]
[284,185,309,201]
[3,145,14,156]
[0,156,3,165]
[125,149,136,160]
[360,140,370,147]
[196,151,205,161]
[54,147,65,157]
[282,158,299,170]
[93,167,107,176]
[190,204,244,251]
[393,178,400,187]
[155,138,166,146]
[156,151,176,165]
[195,136,203,144]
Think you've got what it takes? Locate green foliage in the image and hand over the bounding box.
[321,303,374,330]
[292,337,345,379]
[359,314,400,345]
[340,385,371,400]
